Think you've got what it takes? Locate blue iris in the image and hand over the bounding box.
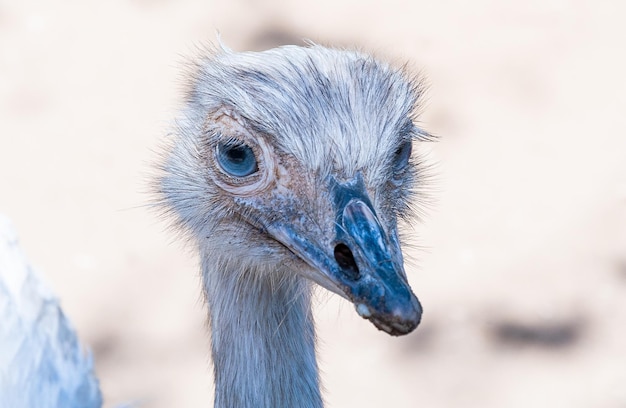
[217,141,258,177]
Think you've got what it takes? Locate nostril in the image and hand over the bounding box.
[334,243,360,280]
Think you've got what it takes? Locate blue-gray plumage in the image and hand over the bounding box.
[0,215,102,408]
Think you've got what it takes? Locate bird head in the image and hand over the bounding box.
[158,44,429,336]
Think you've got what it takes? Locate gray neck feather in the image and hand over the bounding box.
[202,253,322,408]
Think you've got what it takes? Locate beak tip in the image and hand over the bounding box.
[363,294,423,336]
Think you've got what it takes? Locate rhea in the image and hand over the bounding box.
[0,44,428,408]
[156,44,427,407]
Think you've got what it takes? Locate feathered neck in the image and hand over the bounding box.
[201,252,322,408]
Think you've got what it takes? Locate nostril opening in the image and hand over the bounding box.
[334,243,360,280]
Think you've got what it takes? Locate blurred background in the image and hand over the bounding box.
[1,1,625,407]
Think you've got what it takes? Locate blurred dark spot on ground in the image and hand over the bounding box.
[91,332,121,363]
[488,318,584,349]
[245,27,307,51]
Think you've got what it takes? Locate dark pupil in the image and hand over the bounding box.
[227,146,247,163]
[217,142,258,177]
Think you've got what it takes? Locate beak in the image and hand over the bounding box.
[267,174,422,336]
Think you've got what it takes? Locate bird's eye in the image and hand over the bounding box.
[393,140,412,172]
[216,141,258,177]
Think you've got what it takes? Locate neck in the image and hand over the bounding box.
[202,255,322,408]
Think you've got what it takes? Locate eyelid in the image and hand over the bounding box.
[217,135,245,148]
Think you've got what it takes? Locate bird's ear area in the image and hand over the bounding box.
[202,107,277,196]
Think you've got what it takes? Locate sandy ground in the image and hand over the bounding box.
[1,1,625,407]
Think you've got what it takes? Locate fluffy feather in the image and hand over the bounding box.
[0,215,102,408]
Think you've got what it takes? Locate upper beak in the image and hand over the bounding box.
[267,173,422,336]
